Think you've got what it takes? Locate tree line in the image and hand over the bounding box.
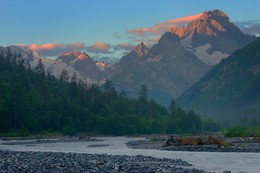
[0,49,219,136]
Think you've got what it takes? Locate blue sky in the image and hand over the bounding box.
[1,0,259,59]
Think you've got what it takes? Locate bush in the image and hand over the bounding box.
[62,125,77,136]
[225,126,260,137]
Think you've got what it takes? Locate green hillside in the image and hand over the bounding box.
[177,38,260,125]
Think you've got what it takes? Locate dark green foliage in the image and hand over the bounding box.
[201,119,220,132]
[34,59,45,77]
[0,52,219,136]
[166,109,202,134]
[225,126,260,137]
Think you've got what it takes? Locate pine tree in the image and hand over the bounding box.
[139,84,147,103]
[138,84,148,115]
[169,98,177,115]
[35,59,45,77]
[71,72,78,84]
[60,69,69,82]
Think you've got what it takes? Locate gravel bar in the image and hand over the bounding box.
[0,150,207,173]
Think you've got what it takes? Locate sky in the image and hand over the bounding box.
[1,0,260,60]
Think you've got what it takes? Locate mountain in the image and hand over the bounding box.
[117,42,149,66]
[49,50,106,82]
[171,9,256,65]
[0,46,108,83]
[176,37,260,123]
[109,37,210,105]
[0,45,55,69]
[109,10,256,105]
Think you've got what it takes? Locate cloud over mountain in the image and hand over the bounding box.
[18,43,85,57]
[127,13,202,37]
[236,20,260,36]
[85,42,112,54]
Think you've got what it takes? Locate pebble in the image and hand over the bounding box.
[127,140,260,153]
[162,145,260,152]
[0,150,207,173]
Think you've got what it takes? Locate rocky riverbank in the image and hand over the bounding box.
[127,136,260,153]
[0,150,207,173]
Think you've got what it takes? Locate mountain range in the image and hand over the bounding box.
[108,9,256,105]
[0,9,257,108]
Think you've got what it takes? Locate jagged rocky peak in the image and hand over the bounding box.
[170,9,231,38]
[134,42,149,57]
[95,61,108,70]
[168,9,256,57]
[58,50,89,63]
[199,9,229,21]
[60,50,89,60]
[158,32,180,44]
[117,42,149,66]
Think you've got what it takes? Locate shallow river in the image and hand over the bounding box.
[0,137,259,173]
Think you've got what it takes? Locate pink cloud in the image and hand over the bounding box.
[20,43,85,57]
[128,13,202,37]
[86,42,112,54]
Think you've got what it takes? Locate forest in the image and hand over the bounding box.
[0,49,220,136]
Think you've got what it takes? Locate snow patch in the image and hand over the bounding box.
[194,43,229,65]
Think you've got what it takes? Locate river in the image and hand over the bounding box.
[0,137,259,173]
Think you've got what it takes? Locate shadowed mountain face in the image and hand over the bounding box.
[177,37,260,122]
[109,33,210,105]
[108,10,256,106]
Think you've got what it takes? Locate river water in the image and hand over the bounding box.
[0,137,259,173]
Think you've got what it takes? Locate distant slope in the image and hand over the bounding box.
[177,37,260,123]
